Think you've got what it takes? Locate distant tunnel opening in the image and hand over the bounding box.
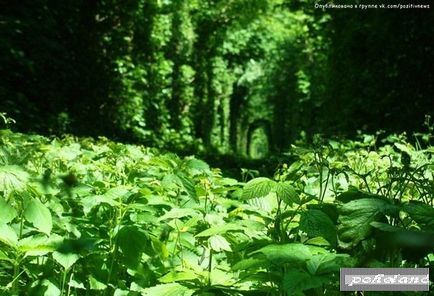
[247,120,271,159]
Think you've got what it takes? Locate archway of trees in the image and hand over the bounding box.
[1,1,433,157]
[247,120,271,159]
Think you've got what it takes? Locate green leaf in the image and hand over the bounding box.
[242,177,276,200]
[394,142,412,154]
[0,165,29,192]
[159,270,199,283]
[275,182,300,205]
[140,283,194,296]
[306,253,352,275]
[147,195,175,208]
[209,235,232,252]
[158,208,200,221]
[403,201,434,228]
[53,251,80,270]
[246,194,277,213]
[246,194,278,216]
[184,158,211,176]
[104,186,130,200]
[250,243,325,265]
[300,209,337,247]
[0,224,18,248]
[114,289,130,296]
[72,184,93,197]
[338,198,392,245]
[283,270,330,295]
[162,173,198,201]
[219,177,239,187]
[24,198,52,235]
[336,188,385,203]
[117,226,148,268]
[68,279,86,290]
[18,233,60,256]
[195,223,244,237]
[82,194,118,215]
[89,275,107,290]
[306,203,339,224]
[304,237,330,247]
[162,174,183,189]
[369,221,400,232]
[56,144,82,161]
[176,172,198,201]
[0,249,13,262]
[232,258,269,271]
[40,279,61,296]
[0,198,17,224]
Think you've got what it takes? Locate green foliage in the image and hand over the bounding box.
[241,177,276,200]
[0,129,433,294]
[2,1,433,156]
[0,165,29,192]
[24,198,53,235]
[338,198,392,246]
[299,209,337,247]
[0,130,245,295]
[0,113,16,129]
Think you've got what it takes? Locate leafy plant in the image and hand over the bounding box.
[0,129,432,295]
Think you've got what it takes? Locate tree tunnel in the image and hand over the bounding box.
[246,119,271,159]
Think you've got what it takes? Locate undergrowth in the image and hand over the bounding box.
[0,128,433,295]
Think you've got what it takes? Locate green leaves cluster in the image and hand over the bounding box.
[0,129,433,295]
[0,130,234,295]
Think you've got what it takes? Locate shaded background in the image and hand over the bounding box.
[1,0,433,159]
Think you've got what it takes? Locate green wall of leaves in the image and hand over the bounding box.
[1,0,433,156]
